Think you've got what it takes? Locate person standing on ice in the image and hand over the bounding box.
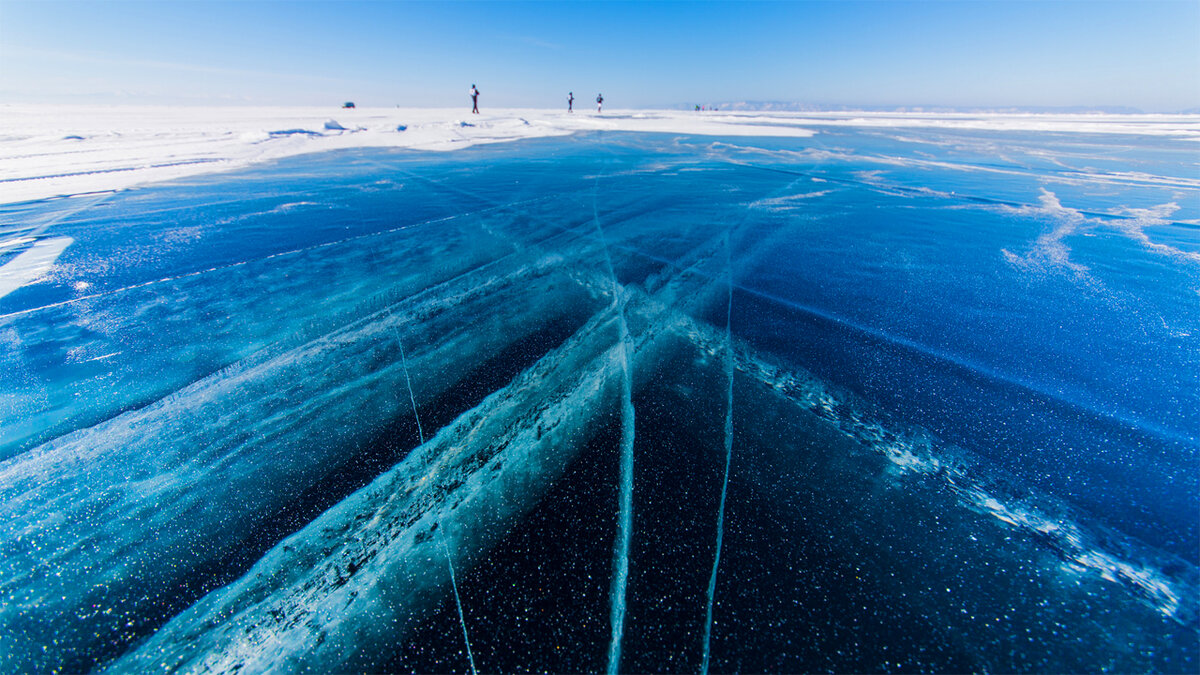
[470,84,480,114]
[596,93,603,113]
[568,92,574,112]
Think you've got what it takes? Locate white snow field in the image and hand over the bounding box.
[3,104,1197,206]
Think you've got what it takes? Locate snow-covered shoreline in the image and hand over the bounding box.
[2,105,1197,206]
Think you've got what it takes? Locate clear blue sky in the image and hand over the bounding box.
[2,0,1197,111]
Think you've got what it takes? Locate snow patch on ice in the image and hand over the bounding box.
[999,190,1198,272]
[0,237,73,299]
[999,188,1090,275]
[0,237,35,252]
[748,190,833,211]
[1110,202,1200,264]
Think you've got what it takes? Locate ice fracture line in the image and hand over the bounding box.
[594,179,636,675]
[700,232,735,675]
[391,321,425,445]
[440,529,478,675]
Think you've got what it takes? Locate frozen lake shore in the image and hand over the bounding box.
[3,104,1197,205]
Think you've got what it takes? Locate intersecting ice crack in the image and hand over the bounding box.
[110,226,731,673]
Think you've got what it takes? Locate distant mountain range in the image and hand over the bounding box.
[666,101,1194,115]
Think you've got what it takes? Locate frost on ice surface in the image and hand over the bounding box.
[1,118,1197,673]
[0,237,73,299]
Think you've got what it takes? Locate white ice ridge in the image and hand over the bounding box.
[672,313,1199,627]
[111,234,729,673]
[4,104,1198,205]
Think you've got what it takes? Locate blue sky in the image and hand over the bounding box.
[2,0,1197,111]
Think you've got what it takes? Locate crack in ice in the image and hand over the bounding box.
[593,178,637,675]
[439,528,477,675]
[391,320,425,446]
[700,233,735,674]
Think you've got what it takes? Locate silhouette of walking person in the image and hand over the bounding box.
[596,93,603,113]
[470,84,480,114]
[568,92,574,113]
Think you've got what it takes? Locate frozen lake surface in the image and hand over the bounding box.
[1,122,1197,672]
